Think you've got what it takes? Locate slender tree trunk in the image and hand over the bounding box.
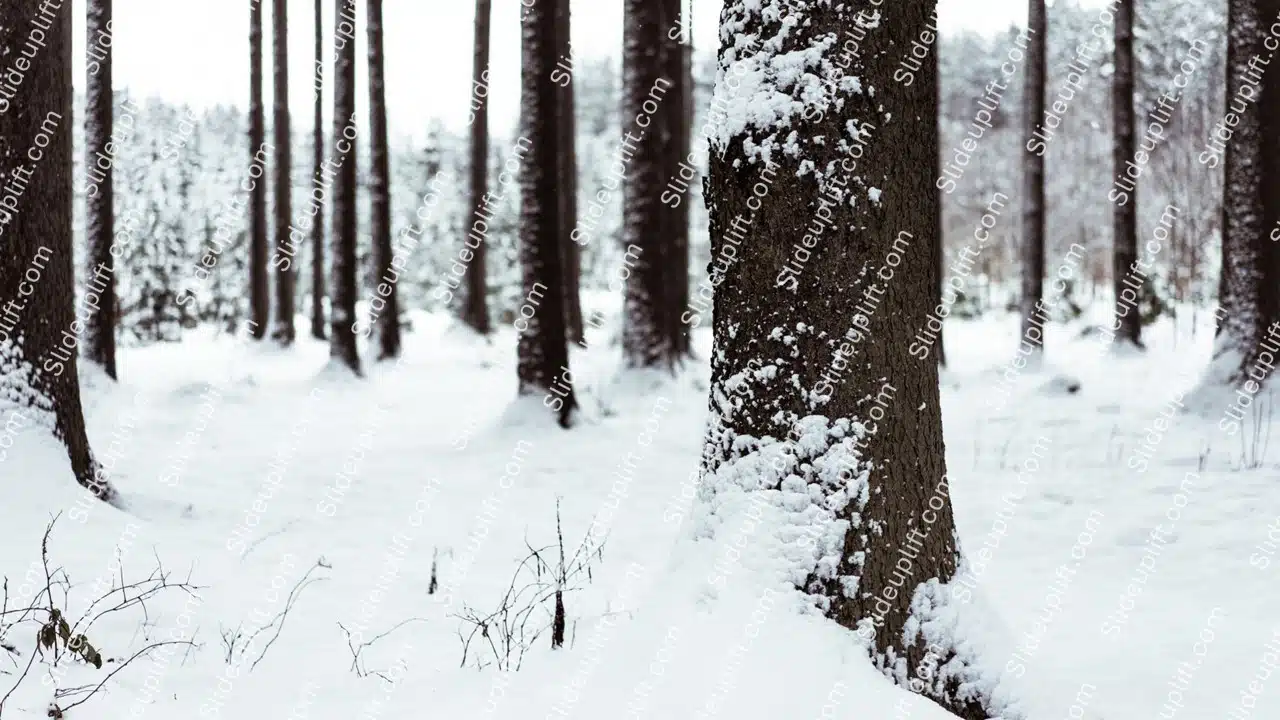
[367,0,398,360]
[329,0,360,373]
[248,0,269,339]
[702,2,1012,718]
[1111,0,1141,348]
[84,0,116,379]
[556,0,584,345]
[310,0,327,340]
[271,0,296,346]
[462,0,492,335]
[621,0,673,369]
[664,0,693,359]
[518,0,576,427]
[0,0,115,501]
[1019,0,1047,360]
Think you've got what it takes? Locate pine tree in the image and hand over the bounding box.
[556,0,584,345]
[84,0,116,378]
[661,0,693,359]
[462,0,492,335]
[1112,0,1141,348]
[1020,0,1047,360]
[367,0,398,359]
[271,0,296,345]
[0,0,116,501]
[518,0,576,426]
[329,0,361,373]
[310,0,327,340]
[702,2,1012,717]
[248,0,269,339]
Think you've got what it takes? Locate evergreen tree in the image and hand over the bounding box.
[272,0,296,345]
[249,0,269,338]
[462,0,493,335]
[1020,0,1047,360]
[556,0,584,344]
[329,0,361,373]
[368,0,398,359]
[311,0,327,340]
[84,0,117,378]
[1112,0,1141,348]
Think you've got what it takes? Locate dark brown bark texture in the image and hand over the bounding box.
[84,0,116,378]
[249,0,269,339]
[329,0,360,373]
[463,0,492,335]
[517,1,576,426]
[703,2,999,717]
[310,0,326,341]
[556,0,584,345]
[662,0,692,360]
[1019,0,1047,356]
[1112,0,1141,348]
[272,0,296,346]
[0,0,114,501]
[367,0,398,360]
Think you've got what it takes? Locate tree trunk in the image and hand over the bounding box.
[518,0,577,427]
[462,0,492,335]
[329,0,361,373]
[84,0,116,379]
[702,2,1010,717]
[1019,0,1047,360]
[367,0,398,360]
[310,0,326,340]
[934,49,947,369]
[248,0,269,339]
[0,0,115,501]
[556,0,584,345]
[663,0,693,360]
[271,0,296,346]
[621,0,673,369]
[1111,0,1141,348]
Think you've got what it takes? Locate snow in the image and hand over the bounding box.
[0,304,1277,719]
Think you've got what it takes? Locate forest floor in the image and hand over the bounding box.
[0,300,1275,720]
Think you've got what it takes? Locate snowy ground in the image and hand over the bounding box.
[0,302,1276,720]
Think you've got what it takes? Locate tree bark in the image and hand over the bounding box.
[271,0,296,346]
[310,0,326,340]
[934,54,947,368]
[462,0,492,335]
[702,2,1009,717]
[663,0,693,360]
[367,0,398,360]
[556,0,584,345]
[1111,0,1141,348]
[518,0,577,427]
[248,0,269,339]
[329,0,360,373]
[1019,0,1047,359]
[84,0,116,378]
[0,0,115,501]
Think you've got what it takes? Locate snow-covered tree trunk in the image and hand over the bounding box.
[367,0,398,360]
[1019,0,1047,360]
[702,2,1014,717]
[272,0,296,346]
[0,0,115,501]
[248,0,269,340]
[310,0,326,341]
[621,0,673,369]
[462,0,492,336]
[1112,0,1141,348]
[517,0,576,426]
[329,0,360,373]
[556,0,584,346]
[84,0,116,378]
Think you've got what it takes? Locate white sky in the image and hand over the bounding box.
[71,0,1036,141]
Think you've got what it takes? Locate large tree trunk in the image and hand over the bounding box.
[1019,0,1047,361]
[556,0,584,346]
[0,0,114,501]
[462,0,492,336]
[702,2,1010,718]
[621,0,673,369]
[367,0,398,360]
[310,0,326,341]
[271,0,296,346]
[248,0,269,339]
[1111,0,1141,348]
[518,0,577,427]
[329,0,361,373]
[663,0,692,360]
[84,0,116,379]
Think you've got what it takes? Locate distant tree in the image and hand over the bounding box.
[1112,0,1141,348]
[662,0,692,359]
[1020,0,1047,359]
[518,0,576,426]
[248,0,269,339]
[271,0,296,345]
[0,0,116,501]
[310,0,327,340]
[556,0,584,344]
[84,0,117,378]
[368,0,398,359]
[702,2,1014,718]
[462,0,493,335]
[330,0,361,373]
